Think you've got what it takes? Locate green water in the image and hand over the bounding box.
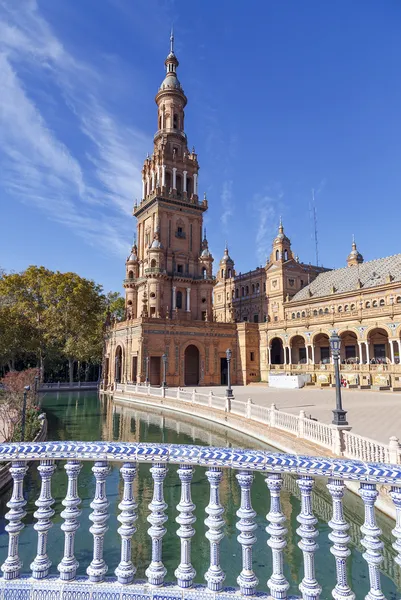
[0,391,399,599]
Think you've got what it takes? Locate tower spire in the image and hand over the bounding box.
[170,27,174,54]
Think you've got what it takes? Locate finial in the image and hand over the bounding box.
[203,227,207,240]
[352,234,356,249]
[279,215,283,232]
[203,191,207,201]
[170,27,174,53]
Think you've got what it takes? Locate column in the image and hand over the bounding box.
[193,173,198,195]
[390,340,395,364]
[161,164,166,187]
[283,347,287,366]
[183,170,187,193]
[151,170,155,191]
[172,167,177,190]
[186,288,191,312]
[311,344,315,364]
[172,286,177,310]
[157,165,160,187]
[358,341,363,364]
[268,347,271,365]
[146,175,150,196]
[366,341,371,362]
[142,179,145,199]
[288,346,292,365]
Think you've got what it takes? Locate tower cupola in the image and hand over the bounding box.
[271,218,293,263]
[218,244,235,280]
[199,229,214,278]
[347,236,364,266]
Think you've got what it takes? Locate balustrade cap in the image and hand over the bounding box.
[2,441,401,483]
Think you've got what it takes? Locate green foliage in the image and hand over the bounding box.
[12,407,42,442]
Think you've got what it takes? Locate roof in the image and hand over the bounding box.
[290,254,401,302]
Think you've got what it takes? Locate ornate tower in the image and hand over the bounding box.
[126,33,214,321]
[347,236,364,266]
[270,218,293,264]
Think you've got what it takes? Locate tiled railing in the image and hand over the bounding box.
[115,383,400,466]
[1,441,401,600]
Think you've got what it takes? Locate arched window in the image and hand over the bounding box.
[351,303,356,310]
[228,269,232,278]
[366,301,371,308]
[319,309,323,315]
[344,305,349,312]
[379,299,385,306]
[296,312,300,318]
[203,268,207,280]
[241,287,245,297]
[338,306,342,312]
[252,284,255,294]
[221,269,224,278]
[313,310,318,316]
[324,307,329,314]
[256,282,260,292]
[150,259,156,268]
[236,288,239,298]
[284,249,288,261]
[246,286,249,295]
[173,113,178,129]
[232,290,235,299]
[275,250,279,261]
[397,296,401,304]
[176,291,183,309]
[176,174,182,196]
[128,270,134,279]
[301,311,305,317]
[165,171,172,190]
[292,313,295,319]
[186,177,192,196]
[158,115,162,129]
[373,300,378,308]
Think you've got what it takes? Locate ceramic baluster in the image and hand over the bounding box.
[266,473,290,599]
[58,460,82,581]
[145,463,168,585]
[204,467,225,591]
[359,483,385,600]
[327,478,355,600]
[236,470,258,595]
[115,462,138,584]
[296,476,321,600]
[30,460,56,579]
[87,461,110,582]
[390,486,401,569]
[1,461,28,580]
[175,465,196,588]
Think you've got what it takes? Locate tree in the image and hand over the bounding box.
[106,291,125,320]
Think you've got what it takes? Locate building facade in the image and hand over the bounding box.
[104,39,401,391]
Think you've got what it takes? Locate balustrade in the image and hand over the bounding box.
[0,442,400,599]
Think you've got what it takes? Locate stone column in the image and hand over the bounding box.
[193,173,198,195]
[172,167,177,190]
[151,170,155,191]
[172,286,177,311]
[358,341,363,363]
[183,170,187,193]
[267,347,271,365]
[366,341,370,362]
[142,179,145,199]
[157,165,160,187]
[390,340,395,364]
[186,288,191,312]
[288,346,292,365]
[161,165,166,187]
[311,345,315,364]
[146,175,150,196]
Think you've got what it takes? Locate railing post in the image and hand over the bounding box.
[389,486,401,567]
[58,460,82,581]
[265,473,290,599]
[161,386,166,398]
[135,382,138,393]
[177,387,181,401]
[270,403,277,428]
[225,396,231,412]
[246,398,253,420]
[191,389,196,403]
[1,461,28,580]
[208,390,213,407]
[205,467,225,591]
[147,383,151,396]
[359,483,385,600]
[298,409,306,438]
[30,460,56,579]
[87,461,110,582]
[115,462,137,584]
[296,476,321,600]
[236,470,258,595]
[146,463,168,586]
[327,478,354,600]
[175,465,196,588]
[389,436,400,464]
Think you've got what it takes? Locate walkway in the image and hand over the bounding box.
[178,385,401,445]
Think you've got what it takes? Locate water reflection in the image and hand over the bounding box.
[0,391,397,599]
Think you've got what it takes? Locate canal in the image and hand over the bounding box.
[0,391,398,599]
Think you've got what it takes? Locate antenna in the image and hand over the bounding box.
[311,188,319,267]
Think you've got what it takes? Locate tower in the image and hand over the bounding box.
[127,33,214,321]
[270,218,293,263]
[347,236,364,266]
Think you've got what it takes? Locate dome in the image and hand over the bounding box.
[127,243,138,262]
[201,247,211,258]
[159,73,182,91]
[274,219,290,245]
[150,238,163,249]
[220,246,234,264]
[347,240,363,265]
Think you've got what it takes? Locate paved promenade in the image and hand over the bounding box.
[181,385,401,445]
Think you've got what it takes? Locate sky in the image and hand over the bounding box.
[1,0,401,294]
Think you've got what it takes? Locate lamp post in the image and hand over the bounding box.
[162,353,168,388]
[145,356,150,385]
[21,385,30,442]
[330,332,348,426]
[226,348,234,399]
[34,375,39,406]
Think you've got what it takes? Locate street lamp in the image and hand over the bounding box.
[145,356,150,385]
[330,332,348,426]
[162,353,168,388]
[34,375,39,406]
[21,385,30,442]
[226,348,234,399]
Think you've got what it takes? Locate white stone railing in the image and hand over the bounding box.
[116,383,401,465]
[39,381,98,391]
[0,441,401,600]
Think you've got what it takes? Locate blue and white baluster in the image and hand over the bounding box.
[204,467,225,591]
[115,462,138,584]
[265,473,290,599]
[58,460,82,581]
[327,478,355,600]
[145,463,168,586]
[1,461,28,580]
[236,470,258,595]
[30,460,56,579]
[359,483,385,600]
[175,465,196,588]
[87,461,110,582]
[296,476,321,600]
[389,486,401,569]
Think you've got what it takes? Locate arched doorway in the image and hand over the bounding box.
[368,328,390,363]
[185,345,200,385]
[314,333,330,364]
[339,331,359,363]
[290,335,307,364]
[270,338,284,365]
[115,346,122,383]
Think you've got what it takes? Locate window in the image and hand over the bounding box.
[243,316,248,322]
[366,301,371,308]
[379,299,385,306]
[301,311,305,317]
[252,284,255,294]
[128,270,134,279]
[228,269,232,277]
[253,314,259,323]
[242,287,245,297]
[227,292,229,300]
[292,313,295,319]
[313,310,318,316]
[373,300,378,308]
[263,283,266,292]
[202,297,206,303]
[173,114,178,129]
[324,307,329,314]
[221,269,224,278]
[201,311,207,321]
[235,288,239,298]
[275,250,279,261]
[274,316,278,322]
[300,279,304,287]
[338,306,342,312]
[150,292,156,298]
[351,303,356,310]
[150,307,156,316]
[177,264,183,273]
[319,309,323,315]
[296,312,300,318]
[150,259,156,268]
[345,345,356,360]
[202,268,207,279]
[284,249,288,261]
[344,305,349,312]
[176,291,183,309]
[256,282,260,292]
[246,286,249,295]
[250,352,255,361]
[397,296,401,304]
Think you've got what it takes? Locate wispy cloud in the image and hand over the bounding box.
[254,185,284,264]
[220,180,233,229]
[0,0,149,257]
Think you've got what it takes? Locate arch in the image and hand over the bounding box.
[379,298,385,307]
[397,296,401,304]
[312,332,331,364]
[176,290,183,309]
[284,249,288,261]
[150,259,156,268]
[367,327,390,363]
[228,269,232,278]
[176,174,182,195]
[246,286,249,295]
[235,288,239,298]
[363,323,393,340]
[275,249,279,261]
[186,176,192,196]
[128,270,134,279]
[203,268,207,280]
[115,345,123,383]
[165,170,172,190]
[184,345,200,385]
[372,300,378,308]
[365,301,371,308]
[290,334,307,364]
[339,330,359,363]
[270,337,284,365]
[296,312,301,318]
[291,313,295,319]
[301,311,306,318]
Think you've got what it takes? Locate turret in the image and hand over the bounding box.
[347,236,364,266]
[217,244,235,281]
[270,218,293,263]
[199,229,214,279]
[124,241,139,319]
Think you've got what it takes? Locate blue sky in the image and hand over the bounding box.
[1,1,401,294]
